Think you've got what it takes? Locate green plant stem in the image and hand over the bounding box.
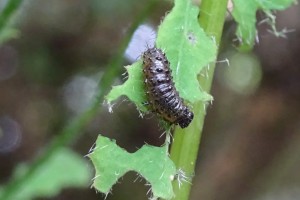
[0,1,159,199]
[169,0,228,200]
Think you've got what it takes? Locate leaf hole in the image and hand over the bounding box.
[187,32,197,45]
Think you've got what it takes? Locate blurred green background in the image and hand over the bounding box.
[0,0,299,200]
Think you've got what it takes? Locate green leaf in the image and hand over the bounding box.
[258,0,296,10]
[89,135,176,199]
[106,61,147,111]
[232,0,295,51]
[156,0,216,103]
[106,0,216,113]
[0,148,91,200]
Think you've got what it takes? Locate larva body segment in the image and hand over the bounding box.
[142,47,194,128]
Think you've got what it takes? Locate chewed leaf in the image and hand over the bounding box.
[105,61,147,111]
[232,0,295,51]
[106,0,216,111]
[156,0,216,103]
[89,135,176,199]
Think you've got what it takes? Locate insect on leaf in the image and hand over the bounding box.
[156,0,216,103]
[106,0,217,111]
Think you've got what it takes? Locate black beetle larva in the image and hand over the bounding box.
[142,47,193,128]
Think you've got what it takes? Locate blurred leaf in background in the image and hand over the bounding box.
[0,148,91,200]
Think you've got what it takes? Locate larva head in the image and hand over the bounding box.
[177,108,194,128]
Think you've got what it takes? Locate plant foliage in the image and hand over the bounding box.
[232,0,296,51]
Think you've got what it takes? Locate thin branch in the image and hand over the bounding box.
[0,1,159,199]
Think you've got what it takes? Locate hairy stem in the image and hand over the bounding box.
[169,0,228,200]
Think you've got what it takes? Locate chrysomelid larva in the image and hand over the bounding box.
[142,47,193,128]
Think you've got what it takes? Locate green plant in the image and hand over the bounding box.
[91,0,296,199]
[0,0,296,200]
